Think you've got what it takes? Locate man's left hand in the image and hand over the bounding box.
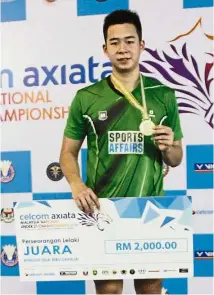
[152,125,174,152]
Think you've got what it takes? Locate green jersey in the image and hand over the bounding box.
[64,75,183,198]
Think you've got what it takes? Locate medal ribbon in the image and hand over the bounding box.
[111,74,149,120]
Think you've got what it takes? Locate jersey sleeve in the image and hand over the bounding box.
[164,88,183,141]
[64,91,87,140]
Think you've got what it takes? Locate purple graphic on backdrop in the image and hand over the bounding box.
[140,19,213,128]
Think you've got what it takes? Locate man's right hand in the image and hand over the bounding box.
[70,181,100,214]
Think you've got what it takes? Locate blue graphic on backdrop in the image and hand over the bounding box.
[163,278,188,295]
[111,196,191,218]
[15,201,52,209]
[183,0,213,8]
[194,234,214,277]
[110,196,192,231]
[0,151,32,193]
[186,145,213,189]
[37,281,85,295]
[1,0,26,23]
[164,190,187,196]
[81,148,87,182]
[1,236,19,276]
[33,192,72,201]
[77,0,129,16]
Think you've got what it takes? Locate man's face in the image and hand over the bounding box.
[103,23,144,73]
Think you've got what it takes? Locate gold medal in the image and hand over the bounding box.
[111,74,155,136]
[139,119,155,136]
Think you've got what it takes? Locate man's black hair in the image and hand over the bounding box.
[103,9,142,42]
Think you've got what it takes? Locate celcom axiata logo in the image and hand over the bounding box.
[77,211,112,231]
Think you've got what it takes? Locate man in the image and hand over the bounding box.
[60,9,183,295]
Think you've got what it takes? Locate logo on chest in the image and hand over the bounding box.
[98,111,108,121]
[108,131,144,154]
[149,110,155,118]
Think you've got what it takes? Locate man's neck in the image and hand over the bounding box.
[111,67,141,92]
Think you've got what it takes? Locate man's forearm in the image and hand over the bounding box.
[60,152,82,186]
[162,145,183,167]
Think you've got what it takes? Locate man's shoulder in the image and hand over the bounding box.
[144,76,170,91]
[144,76,175,100]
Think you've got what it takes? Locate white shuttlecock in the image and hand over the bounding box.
[3,245,16,261]
[0,160,12,177]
